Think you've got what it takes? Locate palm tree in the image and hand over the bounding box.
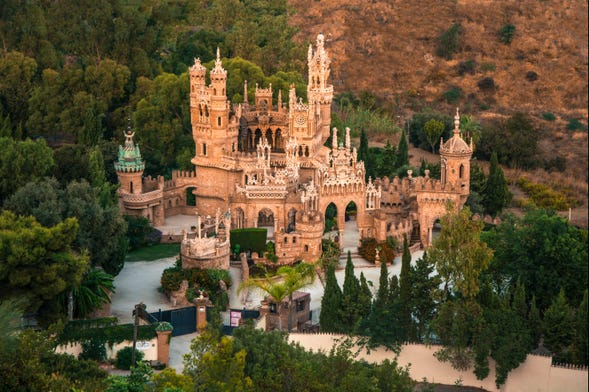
[62,268,115,319]
[239,262,315,331]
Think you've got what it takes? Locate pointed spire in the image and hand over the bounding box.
[243,80,248,103]
[345,127,351,150]
[332,127,338,149]
[210,47,226,75]
[277,89,282,110]
[454,107,461,136]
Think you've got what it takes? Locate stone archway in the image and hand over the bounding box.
[257,208,274,227]
[287,208,297,233]
[232,207,245,229]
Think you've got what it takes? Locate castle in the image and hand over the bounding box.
[115,34,472,270]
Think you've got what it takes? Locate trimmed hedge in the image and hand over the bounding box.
[57,318,157,347]
[230,228,267,254]
[358,238,396,264]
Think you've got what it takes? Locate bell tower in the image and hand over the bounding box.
[440,108,473,197]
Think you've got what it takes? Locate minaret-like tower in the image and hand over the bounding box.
[439,108,473,196]
[114,122,145,194]
[307,33,334,143]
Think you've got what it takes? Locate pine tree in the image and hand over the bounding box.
[358,272,373,322]
[358,128,369,162]
[511,280,528,320]
[543,289,574,357]
[341,251,361,332]
[410,252,440,340]
[320,265,343,333]
[572,290,588,365]
[528,295,542,350]
[398,235,413,340]
[483,152,512,216]
[396,129,409,168]
[378,140,396,178]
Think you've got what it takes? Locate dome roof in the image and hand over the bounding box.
[440,108,472,156]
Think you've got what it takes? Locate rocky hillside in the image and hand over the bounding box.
[289,0,587,121]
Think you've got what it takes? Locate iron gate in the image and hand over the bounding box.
[150,306,196,336]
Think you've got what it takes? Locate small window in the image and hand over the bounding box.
[304,245,309,252]
[203,143,207,156]
[296,301,305,312]
[269,303,277,313]
[129,181,134,193]
[284,237,288,244]
[292,237,296,244]
[217,116,221,126]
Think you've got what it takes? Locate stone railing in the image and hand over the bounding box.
[120,188,163,203]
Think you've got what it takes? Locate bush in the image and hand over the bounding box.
[477,77,496,91]
[79,338,107,362]
[436,23,462,60]
[456,60,476,75]
[358,238,396,264]
[526,71,538,82]
[443,87,462,104]
[566,118,585,131]
[498,24,516,44]
[516,178,578,210]
[542,112,556,121]
[543,156,566,172]
[479,62,496,72]
[115,346,144,370]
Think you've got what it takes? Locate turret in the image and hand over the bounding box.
[307,33,334,141]
[115,121,145,194]
[209,48,229,133]
[439,108,473,194]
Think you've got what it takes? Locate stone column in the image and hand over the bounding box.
[195,296,209,331]
[156,330,172,366]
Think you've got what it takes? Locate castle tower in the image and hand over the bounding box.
[114,122,145,194]
[307,33,334,143]
[439,108,473,196]
[255,82,273,112]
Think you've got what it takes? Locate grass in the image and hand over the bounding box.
[125,243,180,262]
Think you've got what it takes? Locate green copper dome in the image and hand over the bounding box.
[114,128,145,173]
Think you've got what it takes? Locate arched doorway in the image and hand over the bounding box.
[324,203,337,234]
[232,207,245,229]
[257,208,274,227]
[186,187,196,206]
[342,201,359,252]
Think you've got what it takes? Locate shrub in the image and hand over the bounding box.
[516,178,578,211]
[541,112,556,121]
[229,228,267,254]
[477,77,496,91]
[525,71,538,82]
[358,238,396,264]
[566,118,585,131]
[543,156,566,172]
[115,346,144,370]
[456,60,476,75]
[498,24,516,44]
[443,87,462,104]
[479,62,496,72]
[436,23,462,60]
[79,338,107,362]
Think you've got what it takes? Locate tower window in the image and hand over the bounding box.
[203,143,207,156]
[217,117,221,126]
[129,181,134,193]
[459,164,464,179]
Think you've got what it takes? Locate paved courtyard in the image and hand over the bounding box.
[110,216,424,371]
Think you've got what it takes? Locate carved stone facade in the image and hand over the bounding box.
[115,34,472,268]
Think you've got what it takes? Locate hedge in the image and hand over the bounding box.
[230,228,267,254]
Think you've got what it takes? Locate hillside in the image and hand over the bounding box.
[289,0,588,226]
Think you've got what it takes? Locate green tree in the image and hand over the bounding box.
[410,253,441,340]
[0,211,88,323]
[398,235,413,339]
[482,209,588,311]
[341,251,361,333]
[528,295,543,350]
[423,119,445,153]
[483,152,512,216]
[358,128,369,163]
[543,289,574,357]
[358,272,373,322]
[436,23,462,60]
[0,136,54,203]
[0,51,38,131]
[396,129,410,168]
[572,290,588,365]
[64,268,115,319]
[378,139,396,178]
[460,114,482,147]
[428,207,493,300]
[320,265,343,332]
[183,331,253,392]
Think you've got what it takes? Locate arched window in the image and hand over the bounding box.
[459,164,464,179]
[129,181,134,193]
[304,245,309,252]
[217,117,221,126]
[203,143,207,156]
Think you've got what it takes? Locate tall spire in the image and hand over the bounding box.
[454,107,461,137]
[332,127,338,149]
[345,127,351,150]
[243,80,248,103]
[210,47,226,75]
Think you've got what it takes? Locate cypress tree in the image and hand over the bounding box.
[358,128,369,162]
[396,129,409,168]
[483,152,512,216]
[320,265,343,332]
[341,250,361,332]
[572,290,588,365]
[543,289,574,356]
[358,272,373,322]
[379,140,396,178]
[528,295,542,350]
[398,235,413,339]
